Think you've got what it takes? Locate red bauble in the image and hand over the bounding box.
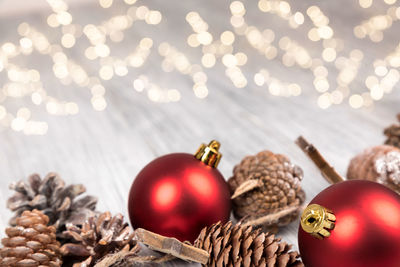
[128,141,231,242]
[298,180,400,267]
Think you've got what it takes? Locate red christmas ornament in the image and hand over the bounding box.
[298,180,400,267]
[128,140,231,242]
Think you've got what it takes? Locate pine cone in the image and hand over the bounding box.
[228,151,305,231]
[60,212,140,267]
[0,209,62,267]
[194,221,303,267]
[347,145,400,193]
[384,113,400,149]
[7,173,98,242]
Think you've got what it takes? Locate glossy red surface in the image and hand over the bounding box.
[128,153,231,242]
[298,180,400,267]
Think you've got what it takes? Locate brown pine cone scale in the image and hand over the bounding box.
[0,209,62,267]
[228,151,305,231]
[7,173,98,243]
[194,221,303,267]
[347,145,400,193]
[60,212,139,267]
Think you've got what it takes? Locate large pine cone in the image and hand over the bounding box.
[7,173,98,242]
[347,145,400,193]
[228,151,305,231]
[0,209,62,267]
[194,221,303,267]
[60,212,140,267]
[384,113,400,149]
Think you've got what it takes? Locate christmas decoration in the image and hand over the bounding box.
[60,211,142,266]
[194,221,304,267]
[347,145,400,193]
[228,150,305,232]
[128,140,231,242]
[135,228,209,264]
[0,209,62,267]
[384,113,400,149]
[296,136,400,267]
[299,180,400,267]
[61,211,211,266]
[7,173,98,242]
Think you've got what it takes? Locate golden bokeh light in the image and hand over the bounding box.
[221,31,235,45]
[349,94,364,108]
[318,93,332,109]
[99,0,113,8]
[61,33,75,48]
[359,0,373,8]
[0,0,397,135]
[201,53,216,68]
[99,65,114,80]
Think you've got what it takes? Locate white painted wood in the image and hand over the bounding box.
[0,0,399,265]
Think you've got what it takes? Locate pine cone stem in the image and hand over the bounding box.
[296,136,345,184]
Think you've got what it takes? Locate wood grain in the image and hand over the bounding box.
[0,0,399,266]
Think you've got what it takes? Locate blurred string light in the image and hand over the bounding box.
[185,11,248,88]
[254,69,302,97]
[133,75,181,102]
[253,0,398,109]
[158,42,209,97]
[0,0,163,134]
[229,1,306,91]
[257,0,305,28]
[354,5,400,42]
[362,43,400,103]
[0,0,399,135]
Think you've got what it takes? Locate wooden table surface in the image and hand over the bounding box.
[0,0,399,265]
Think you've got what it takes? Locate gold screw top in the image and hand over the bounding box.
[301,204,336,240]
[194,140,222,168]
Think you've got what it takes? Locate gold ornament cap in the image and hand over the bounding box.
[194,140,222,168]
[301,204,336,240]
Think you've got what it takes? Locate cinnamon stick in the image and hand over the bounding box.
[296,136,345,184]
[135,228,209,264]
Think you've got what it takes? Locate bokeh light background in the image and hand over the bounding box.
[0,0,399,135]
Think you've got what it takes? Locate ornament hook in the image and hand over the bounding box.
[301,204,336,239]
[194,140,222,168]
